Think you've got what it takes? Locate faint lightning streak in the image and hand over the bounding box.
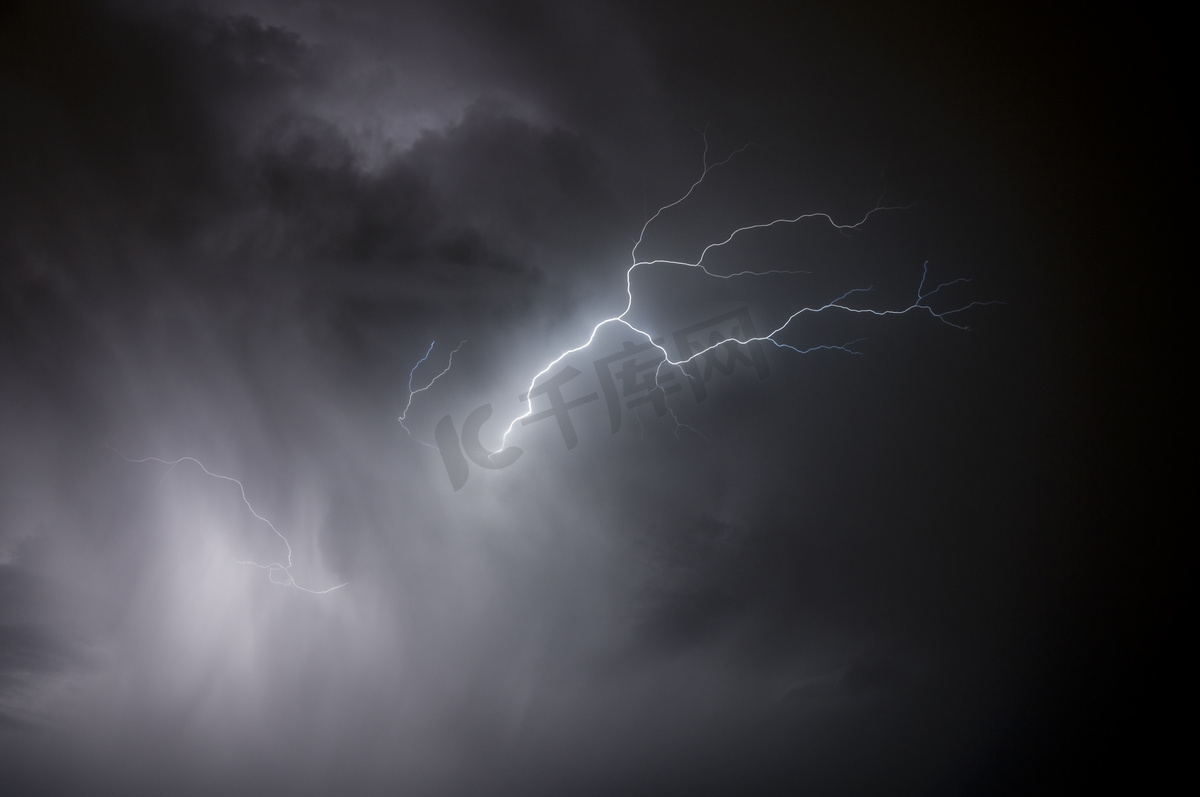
[621,200,900,284]
[667,265,1002,373]
[398,339,465,448]
[109,448,347,594]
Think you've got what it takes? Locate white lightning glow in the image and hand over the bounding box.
[110,449,347,594]
[398,339,466,448]
[491,140,998,451]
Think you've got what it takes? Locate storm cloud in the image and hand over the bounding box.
[0,1,1168,794]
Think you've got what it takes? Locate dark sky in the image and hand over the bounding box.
[0,2,1169,795]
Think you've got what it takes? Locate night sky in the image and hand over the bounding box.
[0,2,1169,795]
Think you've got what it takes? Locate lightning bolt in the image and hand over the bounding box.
[398,339,466,448]
[110,448,347,594]
[485,140,999,451]
[109,342,466,589]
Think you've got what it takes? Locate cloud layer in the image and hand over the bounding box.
[0,1,1165,794]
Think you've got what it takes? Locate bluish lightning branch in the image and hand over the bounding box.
[110,448,347,594]
[674,263,997,368]
[491,140,998,451]
[398,339,466,448]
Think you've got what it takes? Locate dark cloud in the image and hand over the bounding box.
[0,0,1170,794]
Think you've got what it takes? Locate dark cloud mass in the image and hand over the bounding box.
[0,1,1172,794]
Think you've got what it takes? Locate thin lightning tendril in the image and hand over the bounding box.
[489,139,1000,452]
[398,339,466,448]
[109,448,347,594]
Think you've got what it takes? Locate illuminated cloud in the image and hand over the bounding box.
[0,1,1162,794]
